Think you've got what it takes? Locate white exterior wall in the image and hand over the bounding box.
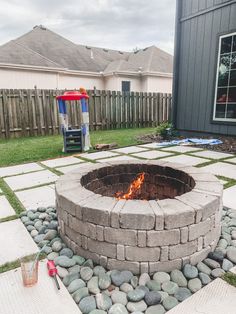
[0,67,172,93]
[57,73,104,90]
[104,76,141,92]
[0,68,104,90]
[0,68,58,89]
[146,76,173,93]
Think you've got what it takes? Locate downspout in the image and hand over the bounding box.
[171,0,182,127]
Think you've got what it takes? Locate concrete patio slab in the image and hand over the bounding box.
[0,162,43,178]
[161,146,203,153]
[97,155,138,163]
[223,185,236,210]
[0,260,81,314]
[16,185,56,210]
[132,150,174,159]
[138,142,161,149]
[225,156,236,164]
[41,156,83,168]
[57,162,90,174]
[190,150,234,159]
[168,278,236,314]
[0,219,39,266]
[202,162,236,180]
[79,151,119,160]
[4,170,59,191]
[162,154,209,166]
[112,146,148,154]
[0,195,15,219]
[219,179,227,185]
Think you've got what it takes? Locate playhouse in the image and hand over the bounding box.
[56,89,90,153]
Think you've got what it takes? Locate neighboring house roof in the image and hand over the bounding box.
[0,25,173,76]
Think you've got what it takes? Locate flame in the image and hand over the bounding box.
[115,172,145,200]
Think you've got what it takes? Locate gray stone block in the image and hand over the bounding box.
[138,231,147,247]
[149,259,182,273]
[180,227,188,243]
[125,246,160,262]
[149,200,164,230]
[88,239,117,258]
[107,259,140,274]
[188,218,213,241]
[140,262,149,273]
[189,246,211,265]
[169,240,198,260]
[158,199,195,229]
[104,227,137,246]
[160,246,169,262]
[120,200,155,230]
[147,229,180,247]
[117,244,125,260]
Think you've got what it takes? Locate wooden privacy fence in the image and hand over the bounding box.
[0,89,172,139]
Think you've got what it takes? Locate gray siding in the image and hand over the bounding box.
[174,0,236,135]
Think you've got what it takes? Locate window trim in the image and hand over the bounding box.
[213,31,236,122]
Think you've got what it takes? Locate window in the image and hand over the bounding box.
[121,81,131,92]
[213,32,236,121]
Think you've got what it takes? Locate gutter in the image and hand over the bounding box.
[103,71,173,78]
[0,63,102,77]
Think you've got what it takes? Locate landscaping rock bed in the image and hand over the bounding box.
[21,206,235,313]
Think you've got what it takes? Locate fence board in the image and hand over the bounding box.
[0,89,171,138]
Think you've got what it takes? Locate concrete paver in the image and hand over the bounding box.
[225,156,236,164]
[0,219,39,266]
[190,150,234,160]
[4,170,59,191]
[79,151,119,160]
[132,150,174,159]
[98,155,138,163]
[202,162,236,180]
[138,143,161,149]
[0,195,15,219]
[162,154,209,166]
[0,260,81,314]
[168,278,236,314]
[161,145,203,153]
[41,156,83,168]
[16,185,56,210]
[112,146,148,154]
[223,185,236,210]
[57,163,90,174]
[0,163,43,178]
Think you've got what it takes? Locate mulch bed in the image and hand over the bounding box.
[137,134,236,154]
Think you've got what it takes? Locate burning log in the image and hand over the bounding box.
[115,172,145,200]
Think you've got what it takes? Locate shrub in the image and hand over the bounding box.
[156,122,176,140]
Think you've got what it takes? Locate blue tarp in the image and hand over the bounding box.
[156,138,223,147]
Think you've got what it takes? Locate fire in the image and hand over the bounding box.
[115,172,145,200]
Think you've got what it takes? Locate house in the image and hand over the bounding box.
[0,25,173,93]
[172,0,236,136]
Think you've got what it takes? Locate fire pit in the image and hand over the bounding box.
[56,160,222,274]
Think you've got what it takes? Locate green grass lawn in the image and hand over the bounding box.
[0,127,155,167]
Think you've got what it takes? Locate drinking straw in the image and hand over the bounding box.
[30,243,47,273]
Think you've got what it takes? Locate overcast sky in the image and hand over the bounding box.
[0,0,176,54]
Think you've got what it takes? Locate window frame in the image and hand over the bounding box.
[121,81,131,93]
[213,31,236,122]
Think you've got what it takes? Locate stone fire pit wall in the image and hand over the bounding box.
[55,160,223,275]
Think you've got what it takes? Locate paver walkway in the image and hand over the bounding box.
[0,143,236,314]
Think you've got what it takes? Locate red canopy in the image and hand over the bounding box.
[56,91,89,101]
